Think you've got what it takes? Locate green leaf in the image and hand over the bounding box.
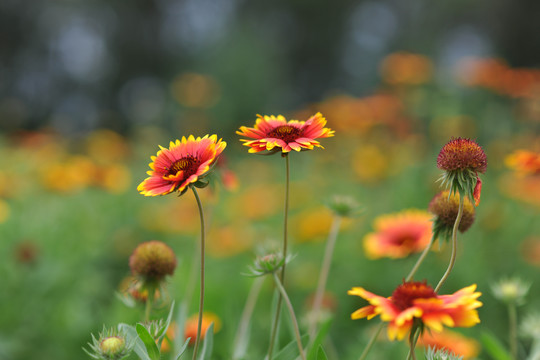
[136,323,160,360]
[175,338,191,360]
[173,302,188,356]
[306,318,332,360]
[198,323,214,360]
[156,300,175,345]
[316,346,328,360]
[480,331,512,360]
[273,334,309,360]
[118,323,151,360]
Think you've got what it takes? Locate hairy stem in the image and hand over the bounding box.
[232,277,265,360]
[309,215,343,338]
[508,303,518,360]
[191,186,206,360]
[268,154,290,359]
[272,272,306,360]
[406,235,436,282]
[435,193,464,293]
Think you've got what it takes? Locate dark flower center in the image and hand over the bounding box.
[391,281,437,310]
[267,125,303,143]
[168,156,200,177]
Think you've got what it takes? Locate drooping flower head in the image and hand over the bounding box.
[363,209,433,259]
[348,281,482,341]
[437,137,487,206]
[429,190,475,242]
[129,241,177,283]
[236,112,334,154]
[138,135,226,196]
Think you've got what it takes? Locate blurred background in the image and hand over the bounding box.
[0,0,539,359]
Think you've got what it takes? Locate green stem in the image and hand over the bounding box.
[406,234,436,282]
[232,276,265,360]
[309,215,343,338]
[406,328,419,360]
[358,322,384,360]
[144,283,155,322]
[268,154,290,359]
[272,272,306,360]
[191,186,206,360]
[435,193,464,293]
[508,303,518,360]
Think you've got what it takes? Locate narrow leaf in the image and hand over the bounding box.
[306,318,332,360]
[157,300,176,344]
[273,334,309,360]
[118,323,151,360]
[316,345,328,360]
[136,323,160,360]
[480,331,512,360]
[175,338,191,360]
[198,323,214,360]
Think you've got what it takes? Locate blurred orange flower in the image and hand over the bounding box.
[418,329,480,359]
[237,112,334,154]
[184,313,221,345]
[363,210,433,259]
[380,52,433,85]
[505,149,540,175]
[348,281,482,341]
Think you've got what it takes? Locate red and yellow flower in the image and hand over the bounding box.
[237,112,334,154]
[138,135,226,196]
[363,210,433,259]
[348,281,482,341]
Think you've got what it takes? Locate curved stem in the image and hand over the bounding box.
[508,303,518,360]
[358,322,384,360]
[232,276,265,360]
[309,215,343,338]
[406,234,436,282]
[268,154,290,359]
[435,193,464,293]
[191,186,206,360]
[272,272,306,360]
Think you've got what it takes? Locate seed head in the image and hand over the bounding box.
[437,137,487,173]
[129,241,177,281]
[429,191,475,241]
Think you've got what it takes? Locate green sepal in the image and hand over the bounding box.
[437,169,477,206]
[193,179,210,189]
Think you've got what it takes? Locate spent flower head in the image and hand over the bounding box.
[437,137,487,206]
[491,276,531,305]
[84,326,132,360]
[326,195,362,218]
[246,252,292,277]
[138,135,226,196]
[237,112,334,155]
[129,241,177,284]
[429,190,475,242]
